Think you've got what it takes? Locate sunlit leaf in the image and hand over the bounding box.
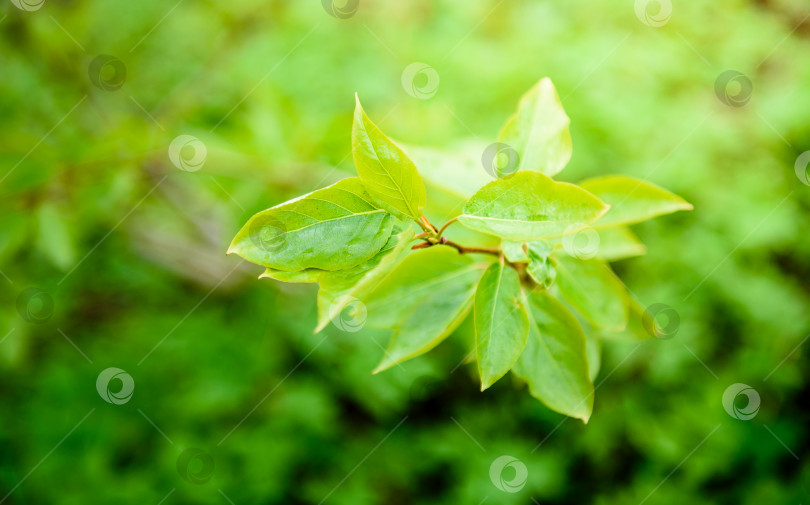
[228,177,394,272]
[580,175,693,228]
[352,96,427,220]
[458,171,609,240]
[497,77,572,177]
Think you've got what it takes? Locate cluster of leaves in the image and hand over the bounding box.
[228,78,692,422]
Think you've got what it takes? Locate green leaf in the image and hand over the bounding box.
[585,333,602,382]
[554,256,629,332]
[526,247,556,289]
[228,177,394,272]
[497,77,572,177]
[259,268,323,283]
[364,247,482,329]
[595,227,647,262]
[352,96,427,220]
[513,292,594,422]
[598,297,654,342]
[315,225,415,333]
[373,265,480,373]
[458,171,609,240]
[474,260,529,390]
[502,240,529,263]
[580,175,693,228]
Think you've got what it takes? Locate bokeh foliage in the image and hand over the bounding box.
[1,0,809,503]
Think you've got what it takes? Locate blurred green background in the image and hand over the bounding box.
[2,0,809,503]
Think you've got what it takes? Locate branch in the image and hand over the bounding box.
[437,216,459,237]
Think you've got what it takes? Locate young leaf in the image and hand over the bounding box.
[526,247,556,289]
[474,260,529,390]
[513,292,594,422]
[228,177,394,272]
[315,225,415,333]
[458,171,609,240]
[352,96,427,220]
[373,266,481,373]
[554,256,629,332]
[580,175,693,228]
[502,240,529,263]
[259,268,323,283]
[498,77,572,177]
[594,227,647,262]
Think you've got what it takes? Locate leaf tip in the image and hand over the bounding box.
[372,358,393,375]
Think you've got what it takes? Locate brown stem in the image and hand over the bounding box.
[441,239,501,257]
[436,216,459,237]
[420,215,439,233]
